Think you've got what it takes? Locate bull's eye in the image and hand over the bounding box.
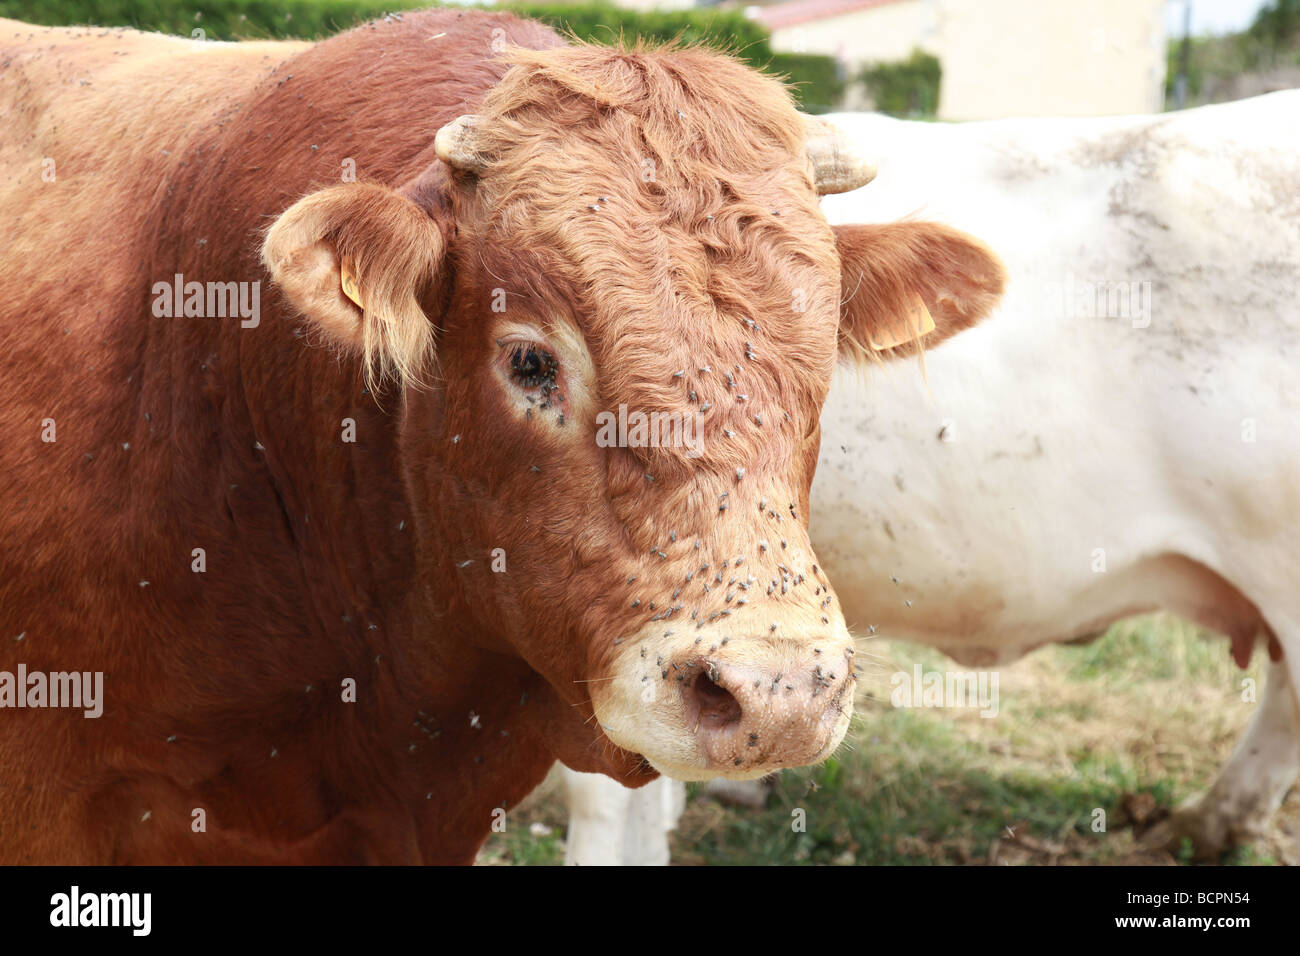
[507,344,559,390]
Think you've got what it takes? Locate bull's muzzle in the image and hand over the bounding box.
[683,649,853,772]
[593,628,856,782]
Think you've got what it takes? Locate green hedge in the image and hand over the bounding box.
[1165,0,1300,105]
[1248,0,1300,48]
[508,2,769,55]
[0,1,843,109]
[858,48,941,118]
[768,51,844,114]
[0,0,408,38]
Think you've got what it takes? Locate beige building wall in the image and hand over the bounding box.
[761,0,1167,118]
[933,0,1167,119]
[769,0,936,67]
[767,0,937,110]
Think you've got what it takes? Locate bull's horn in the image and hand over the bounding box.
[435,114,488,173]
[801,113,877,194]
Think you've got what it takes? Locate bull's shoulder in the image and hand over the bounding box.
[0,17,187,74]
[0,18,303,175]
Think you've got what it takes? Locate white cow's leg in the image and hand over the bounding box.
[622,777,685,866]
[562,768,633,866]
[562,769,683,866]
[1169,653,1299,856]
[702,777,768,808]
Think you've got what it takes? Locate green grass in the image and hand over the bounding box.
[1067,615,1238,683]
[477,821,566,866]
[674,718,1135,866]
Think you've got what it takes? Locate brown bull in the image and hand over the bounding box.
[0,10,1004,863]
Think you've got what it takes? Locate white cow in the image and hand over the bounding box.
[563,91,1300,865]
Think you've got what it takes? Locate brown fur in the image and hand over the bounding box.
[835,222,1008,363]
[0,10,1003,863]
[263,182,446,390]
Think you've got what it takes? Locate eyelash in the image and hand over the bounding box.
[506,343,559,390]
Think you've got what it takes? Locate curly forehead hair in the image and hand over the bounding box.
[454,42,842,481]
[467,42,816,219]
[485,42,803,155]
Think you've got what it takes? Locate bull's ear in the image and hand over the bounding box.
[262,183,445,386]
[834,222,1005,362]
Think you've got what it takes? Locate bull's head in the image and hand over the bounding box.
[262,45,1004,783]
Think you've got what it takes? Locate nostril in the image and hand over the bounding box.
[690,667,742,730]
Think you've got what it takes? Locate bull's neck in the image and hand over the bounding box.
[157,342,564,861]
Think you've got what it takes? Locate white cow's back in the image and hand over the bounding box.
[815,94,1300,663]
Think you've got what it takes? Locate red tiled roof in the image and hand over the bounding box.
[755,0,909,31]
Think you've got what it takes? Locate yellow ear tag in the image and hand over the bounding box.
[870,293,935,351]
[339,256,364,310]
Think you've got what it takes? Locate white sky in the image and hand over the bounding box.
[1165,0,1274,37]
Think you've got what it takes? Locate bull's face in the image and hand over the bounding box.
[263,46,1005,783]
